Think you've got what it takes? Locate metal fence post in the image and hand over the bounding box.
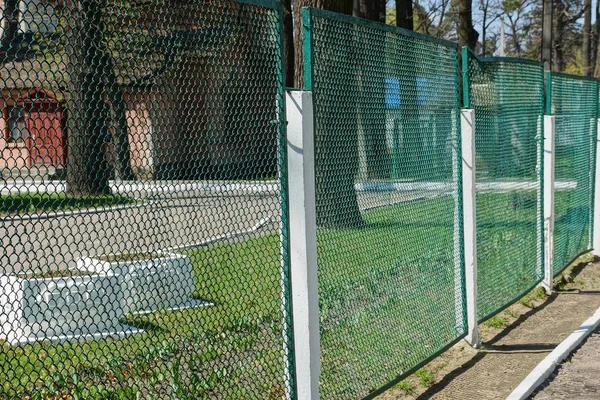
[286,90,320,400]
[461,109,480,347]
[593,119,600,257]
[542,116,555,293]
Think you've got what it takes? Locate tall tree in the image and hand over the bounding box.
[63,0,138,195]
[291,0,363,227]
[553,0,585,72]
[396,0,414,30]
[595,0,600,76]
[541,0,552,70]
[583,0,592,76]
[459,0,478,49]
[63,0,113,195]
[478,0,501,56]
[359,0,386,21]
[501,0,534,57]
[356,0,388,180]
[1,0,20,43]
[283,0,295,87]
[292,0,353,88]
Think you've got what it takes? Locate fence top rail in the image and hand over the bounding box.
[478,56,543,67]
[463,47,542,67]
[550,71,600,83]
[235,0,282,10]
[302,7,459,50]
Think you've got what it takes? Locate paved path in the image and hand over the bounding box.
[380,261,600,400]
[532,327,600,399]
[0,180,432,274]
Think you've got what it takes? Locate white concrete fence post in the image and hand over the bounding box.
[461,109,480,348]
[286,91,321,400]
[593,119,600,257]
[542,116,555,293]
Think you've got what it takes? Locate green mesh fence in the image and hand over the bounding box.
[0,1,294,398]
[303,8,465,399]
[463,49,544,322]
[550,72,598,275]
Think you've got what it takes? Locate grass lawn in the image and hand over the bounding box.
[476,191,540,320]
[0,193,135,215]
[553,189,591,275]
[0,191,575,399]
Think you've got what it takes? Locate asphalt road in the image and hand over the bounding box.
[1,190,280,275]
[2,178,567,275]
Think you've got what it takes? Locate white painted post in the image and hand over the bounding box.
[461,109,480,348]
[592,119,600,256]
[452,109,464,335]
[286,91,320,400]
[542,116,555,293]
[590,118,597,250]
[536,115,544,281]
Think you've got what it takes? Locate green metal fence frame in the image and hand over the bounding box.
[547,71,599,277]
[462,47,546,324]
[303,7,467,399]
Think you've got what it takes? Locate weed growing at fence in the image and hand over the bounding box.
[484,316,509,329]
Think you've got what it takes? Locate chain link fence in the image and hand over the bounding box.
[303,8,466,399]
[0,1,294,398]
[2,2,600,399]
[549,72,598,276]
[463,49,545,322]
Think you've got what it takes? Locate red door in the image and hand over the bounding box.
[27,107,65,168]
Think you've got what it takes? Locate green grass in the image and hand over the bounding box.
[414,368,436,388]
[1,235,287,399]
[0,193,135,215]
[518,287,548,308]
[395,380,416,394]
[484,316,509,329]
[475,192,541,320]
[553,189,591,275]
[0,191,568,399]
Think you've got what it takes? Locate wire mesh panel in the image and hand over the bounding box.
[550,72,598,275]
[0,1,294,398]
[304,8,465,399]
[464,49,544,322]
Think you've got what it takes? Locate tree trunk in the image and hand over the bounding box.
[64,0,113,195]
[396,0,413,31]
[293,0,353,88]
[1,0,20,42]
[292,0,309,88]
[458,0,477,50]
[103,53,135,181]
[583,0,592,76]
[359,0,385,21]
[292,0,361,227]
[593,0,600,76]
[542,0,552,71]
[356,0,387,180]
[552,1,567,72]
[481,1,487,56]
[283,0,295,87]
[595,0,600,77]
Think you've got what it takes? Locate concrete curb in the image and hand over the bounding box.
[506,305,600,400]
